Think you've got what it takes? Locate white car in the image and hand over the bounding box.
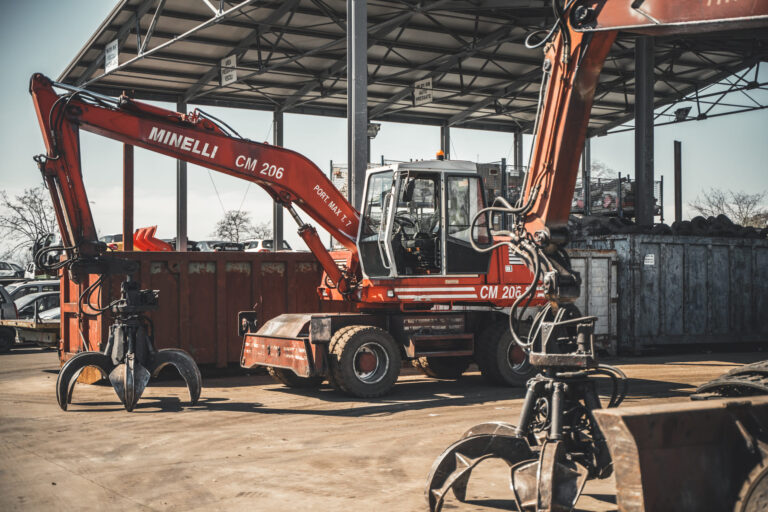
[0,261,21,278]
[244,239,293,252]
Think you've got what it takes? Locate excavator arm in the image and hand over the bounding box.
[30,73,358,288]
[520,0,768,243]
[427,3,768,511]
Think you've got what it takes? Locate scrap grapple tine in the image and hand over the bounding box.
[425,433,534,512]
[56,351,114,411]
[149,348,203,405]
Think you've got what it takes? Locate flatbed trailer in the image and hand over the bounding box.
[0,318,59,352]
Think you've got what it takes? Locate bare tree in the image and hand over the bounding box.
[0,187,58,262]
[689,189,767,226]
[251,221,272,239]
[211,210,259,243]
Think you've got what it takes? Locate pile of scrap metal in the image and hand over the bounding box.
[569,213,768,239]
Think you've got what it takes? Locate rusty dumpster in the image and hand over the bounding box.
[60,251,352,367]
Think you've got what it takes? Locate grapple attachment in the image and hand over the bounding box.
[425,314,626,512]
[57,347,201,412]
[56,278,202,412]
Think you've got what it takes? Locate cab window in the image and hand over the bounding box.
[446,176,491,273]
[359,171,394,277]
[390,175,441,275]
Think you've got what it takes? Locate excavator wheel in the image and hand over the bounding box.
[412,356,471,380]
[475,321,535,387]
[329,325,401,398]
[267,366,324,388]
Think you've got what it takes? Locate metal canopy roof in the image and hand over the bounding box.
[59,0,768,135]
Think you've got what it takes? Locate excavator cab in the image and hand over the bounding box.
[358,160,492,279]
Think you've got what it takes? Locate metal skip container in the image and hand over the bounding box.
[571,234,768,353]
[60,251,352,367]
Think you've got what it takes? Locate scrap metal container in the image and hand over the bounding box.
[571,234,768,353]
[60,252,352,367]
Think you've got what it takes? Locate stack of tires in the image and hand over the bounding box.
[569,213,767,239]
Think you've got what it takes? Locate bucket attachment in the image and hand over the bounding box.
[592,396,768,512]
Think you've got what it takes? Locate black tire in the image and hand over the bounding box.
[412,356,472,380]
[328,325,401,398]
[267,366,323,388]
[734,461,768,512]
[475,322,536,386]
[0,328,13,353]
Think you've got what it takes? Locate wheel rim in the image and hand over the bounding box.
[353,342,389,384]
[507,343,529,375]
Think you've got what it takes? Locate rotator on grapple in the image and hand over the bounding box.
[31,208,202,412]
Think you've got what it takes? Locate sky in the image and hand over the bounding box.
[1,1,766,256]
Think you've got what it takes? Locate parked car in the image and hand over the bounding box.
[0,285,16,320]
[14,291,59,320]
[38,307,60,321]
[0,261,23,279]
[99,233,124,251]
[6,279,59,301]
[164,238,201,251]
[244,239,293,252]
[197,240,244,252]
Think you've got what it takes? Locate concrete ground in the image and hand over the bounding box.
[0,349,759,511]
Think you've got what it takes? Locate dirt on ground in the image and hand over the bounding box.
[0,349,759,511]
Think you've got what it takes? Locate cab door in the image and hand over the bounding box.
[358,170,395,278]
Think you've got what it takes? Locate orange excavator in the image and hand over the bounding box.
[422,2,768,511]
[29,0,768,504]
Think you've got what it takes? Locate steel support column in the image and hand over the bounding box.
[513,131,523,172]
[674,140,682,223]
[634,36,655,226]
[582,138,591,216]
[500,157,508,229]
[440,123,450,159]
[123,143,134,251]
[347,0,367,209]
[176,100,188,251]
[273,109,284,250]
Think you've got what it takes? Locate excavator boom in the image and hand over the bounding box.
[30,74,358,282]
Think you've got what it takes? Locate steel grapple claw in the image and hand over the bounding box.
[109,354,151,412]
[56,351,114,411]
[149,348,202,406]
[425,432,535,512]
[57,347,202,412]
